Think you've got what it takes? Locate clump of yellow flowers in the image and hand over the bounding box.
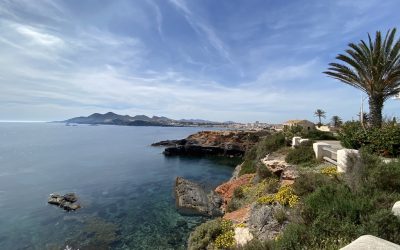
[215,220,236,249]
[320,166,338,177]
[236,222,246,228]
[257,185,299,207]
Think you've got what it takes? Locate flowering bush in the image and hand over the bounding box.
[275,185,299,207]
[214,220,235,249]
[257,195,275,204]
[257,185,299,207]
[320,166,338,177]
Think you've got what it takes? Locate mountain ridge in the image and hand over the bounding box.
[61,112,226,127]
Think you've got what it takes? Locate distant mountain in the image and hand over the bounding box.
[61,112,227,127]
[178,118,219,124]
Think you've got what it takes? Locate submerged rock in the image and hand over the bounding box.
[174,177,223,217]
[48,193,81,211]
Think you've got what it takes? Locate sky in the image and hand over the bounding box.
[0,0,400,123]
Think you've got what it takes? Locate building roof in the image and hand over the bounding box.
[283,119,314,125]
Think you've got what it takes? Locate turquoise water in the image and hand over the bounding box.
[0,123,238,250]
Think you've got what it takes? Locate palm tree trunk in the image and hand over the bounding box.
[368,97,384,128]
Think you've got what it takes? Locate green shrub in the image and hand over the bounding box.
[338,121,400,157]
[274,208,288,224]
[304,130,337,140]
[292,172,335,196]
[238,239,275,250]
[226,197,242,212]
[302,184,368,224]
[275,223,309,250]
[264,177,280,193]
[283,125,304,140]
[363,156,400,193]
[285,143,315,165]
[239,133,286,176]
[233,186,244,199]
[255,133,286,160]
[188,218,223,250]
[256,163,274,180]
[239,159,257,175]
[362,210,400,244]
[338,121,367,149]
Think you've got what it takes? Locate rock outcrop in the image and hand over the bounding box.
[175,177,223,217]
[248,203,288,241]
[153,130,270,157]
[48,193,81,211]
[261,157,299,185]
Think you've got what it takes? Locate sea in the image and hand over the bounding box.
[0,122,239,250]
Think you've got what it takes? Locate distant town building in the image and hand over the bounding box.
[283,120,315,131]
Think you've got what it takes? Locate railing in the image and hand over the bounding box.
[313,143,338,166]
[322,146,338,161]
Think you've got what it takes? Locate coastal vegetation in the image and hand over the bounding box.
[232,151,400,250]
[324,28,400,128]
[187,116,399,249]
[338,120,400,157]
[284,141,316,166]
[188,219,235,250]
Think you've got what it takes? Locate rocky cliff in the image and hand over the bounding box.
[153,130,270,157]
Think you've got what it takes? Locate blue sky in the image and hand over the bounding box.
[0,0,399,123]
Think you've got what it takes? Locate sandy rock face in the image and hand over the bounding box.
[215,174,254,209]
[223,206,251,224]
[234,227,253,247]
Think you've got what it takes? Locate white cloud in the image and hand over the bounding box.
[14,24,64,47]
[169,0,232,63]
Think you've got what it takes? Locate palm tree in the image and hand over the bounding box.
[314,109,326,126]
[324,28,400,128]
[331,115,342,128]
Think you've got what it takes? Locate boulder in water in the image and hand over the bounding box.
[175,177,223,217]
[48,193,81,211]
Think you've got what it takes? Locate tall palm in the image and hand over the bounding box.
[314,109,326,126]
[324,28,400,128]
[331,115,342,128]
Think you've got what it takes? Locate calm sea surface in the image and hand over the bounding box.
[0,123,238,250]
